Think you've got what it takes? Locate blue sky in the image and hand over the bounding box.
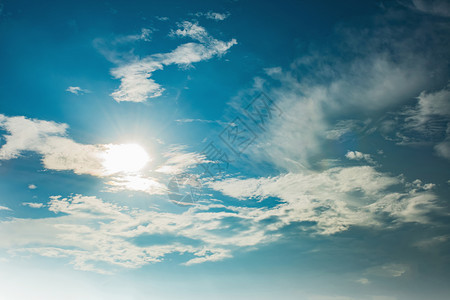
[0,0,450,299]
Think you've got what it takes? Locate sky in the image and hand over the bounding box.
[0,0,450,299]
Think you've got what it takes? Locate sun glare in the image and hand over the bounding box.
[102,144,150,174]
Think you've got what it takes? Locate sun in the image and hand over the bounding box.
[102,144,150,174]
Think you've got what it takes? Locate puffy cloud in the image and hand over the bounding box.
[110,59,164,103]
[27,184,37,190]
[345,151,374,164]
[206,12,229,21]
[0,114,168,195]
[0,114,133,176]
[0,114,68,160]
[40,137,105,176]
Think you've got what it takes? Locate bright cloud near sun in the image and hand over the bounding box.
[101,144,150,175]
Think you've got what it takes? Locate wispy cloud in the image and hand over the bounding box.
[325,119,372,141]
[108,21,236,102]
[175,118,229,126]
[380,85,450,160]
[365,263,409,278]
[105,175,166,195]
[414,234,449,250]
[121,28,152,42]
[209,164,440,235]
[195,11,230,21]
[235,6,450,171]
[66,86,90,95]
[0,194,276,273]
[155,145,208,175]
[155,16,169,21]
[0,205,11,211]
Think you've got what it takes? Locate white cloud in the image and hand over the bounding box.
[195,11,230,21]
[155,16,169,21]
[0,194,277,273]
[110,59,164,102]
[28,184,37,190]
[66,86,90,95]
[404,85,450,131]
[109,22,236,102]
[381,85,450,160]
[244,57,431,171]
[206,12,230,21]
[105,175,166,195]
[40,137,105,176]
[0,114,124,176]
[0,206,11,211]
[155,145,208,175]
[183,248,232,266]
[111,28,153,44]
[209,165,439,235]
[0,114,169,195]
[22,202,44,208]
[241,10,449,171]
[325,120,371,141]
[0,114,68,160]
[0,163,442,273]
[345,151,375,164]
[133,28,152,42]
